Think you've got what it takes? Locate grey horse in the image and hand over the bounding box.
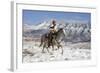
[39,28,65,54]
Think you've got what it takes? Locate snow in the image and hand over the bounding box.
[23,20,91,63]
[22,41,91,63]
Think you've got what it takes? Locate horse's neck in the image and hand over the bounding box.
[56,30,61,39]
[57,30,61,35]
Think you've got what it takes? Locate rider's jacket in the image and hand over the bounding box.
[49,23,57,33]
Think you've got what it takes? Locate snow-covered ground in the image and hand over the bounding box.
[23,20,91,63]
[22,41,91,63]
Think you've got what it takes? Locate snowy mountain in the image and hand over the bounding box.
[24,21,50,30]
[64,23,91,42]
[23,20,91,42]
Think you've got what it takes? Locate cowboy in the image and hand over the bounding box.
[47,20,58,47]
[49,20,57,34]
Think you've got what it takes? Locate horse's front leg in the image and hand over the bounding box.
[57,44,63,55]
[46,45,50,53]
[52,39,56,51]
[51,43,54,51]
[60,45,63,55]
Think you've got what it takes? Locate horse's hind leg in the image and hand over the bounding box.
[51,43,54,51]
[39,38,43,47]
[42,42,50,53]
[42,44,46,53]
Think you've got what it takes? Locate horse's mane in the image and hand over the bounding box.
[57,28,63,35]
[58,28,63,32]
